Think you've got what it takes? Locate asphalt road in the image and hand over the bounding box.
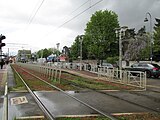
[147,77,160,91]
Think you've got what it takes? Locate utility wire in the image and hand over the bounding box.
[45,0,103,37]
[6,43,28,45]
[25,0,45,30]
[58,0,103,28]
[69,0,90,15]
[25,0,40,25]
[24,0,89,31]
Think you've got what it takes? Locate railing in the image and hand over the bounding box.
[18,63,62,82]
[98,68,146,89]
[17,62,147,90]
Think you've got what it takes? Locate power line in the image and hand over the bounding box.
[25,1,41,26]
[45,0,103,37]
[58,0,103,28]
[25,0,45,30]
[6,43,28,45]
[69,0,90,15]
[24,0,89,32]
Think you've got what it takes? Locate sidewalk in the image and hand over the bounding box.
[0,64,8,93]
[0,64,8,120]
[5,64,45,120]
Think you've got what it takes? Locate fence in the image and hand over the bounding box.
[17,63,62,82]
[98,68,146,90]
[17,62,146,90]
[54,62,146,89]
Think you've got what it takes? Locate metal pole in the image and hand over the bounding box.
[148,13,153,63]
[0,48,2,60]
[145,12,152,63]
[80,37,83,71]
[119,30,122,79]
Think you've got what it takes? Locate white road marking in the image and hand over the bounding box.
[11,96,28,105]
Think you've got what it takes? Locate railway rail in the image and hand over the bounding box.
[11,64,117,120]
[9,64,160,119]
[59,78,160,113]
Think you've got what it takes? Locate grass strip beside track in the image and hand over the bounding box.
[9,65,26,91]
[11,64,55,91]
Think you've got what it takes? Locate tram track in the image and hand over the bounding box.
[12,65,117,120]
[11,64,160,120]
[59,77,160,113]
[48,71,160,114]
[12,65,56,120]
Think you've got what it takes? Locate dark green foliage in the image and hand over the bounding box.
[37,48,59,59]
[70,10,119,61]
[153,18,160,55]
[85,10,119,61]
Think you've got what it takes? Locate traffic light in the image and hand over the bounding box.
[0,34,6,49]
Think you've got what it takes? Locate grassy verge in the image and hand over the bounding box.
[8,66,26,91]
[59,72,133,90]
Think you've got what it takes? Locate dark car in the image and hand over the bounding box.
[99,63,114,69]
[126,62,160,78]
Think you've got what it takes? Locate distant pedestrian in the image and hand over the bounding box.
[0,59,5,69]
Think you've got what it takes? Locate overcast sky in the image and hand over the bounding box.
[0,0,160,55]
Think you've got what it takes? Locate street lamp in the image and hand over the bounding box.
[56,43,60,61]
[78,35,84,71]
[144,12,153,63]
[115,26,128,79]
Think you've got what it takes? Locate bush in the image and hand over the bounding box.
[106,56,118,64]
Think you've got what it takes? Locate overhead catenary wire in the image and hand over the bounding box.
[25,0,90,32]
[25,0,45,30]
[69,0,90,15]
[25,0,41,27]
[44,0,103,38]
[6,43,28,45]
[21,0,103,50]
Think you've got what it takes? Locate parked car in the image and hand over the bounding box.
[126,62,160,78]
[99,63,114,69]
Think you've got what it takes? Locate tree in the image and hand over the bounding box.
[153,18,160,55]
[37,48,55,59]
[123,26,149,61]
[70,36,81,60]
[84,10,119,62]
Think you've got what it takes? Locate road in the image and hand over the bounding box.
[147,77,160,91]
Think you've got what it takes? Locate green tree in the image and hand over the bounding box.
[37,48,54,59]
[70,35,90,60]
[70,36,80,60]
[84,10,119,62]
[153,18,160,55]
[37,49,43,58]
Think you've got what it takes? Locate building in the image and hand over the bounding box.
[17,50,31,62]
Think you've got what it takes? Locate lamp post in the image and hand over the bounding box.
[56,43,60,61]
[144,12,153,63]
[78,35,84,71]
[115,26,128,79]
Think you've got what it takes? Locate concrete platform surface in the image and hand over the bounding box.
[8,92,45,120]
[34,91,98,117]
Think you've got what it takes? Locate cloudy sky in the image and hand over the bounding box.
[0,0,160,55]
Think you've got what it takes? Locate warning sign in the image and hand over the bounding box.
[11,96,28,105]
